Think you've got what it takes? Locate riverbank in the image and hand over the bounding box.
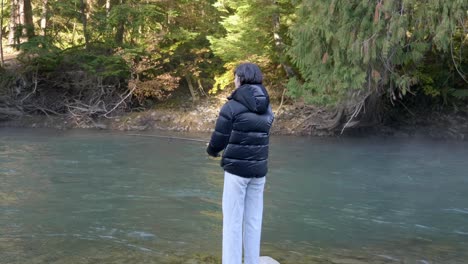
[0,95,331,135]
[1,93,468,140]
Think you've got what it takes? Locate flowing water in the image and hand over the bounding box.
[0,128,467,264]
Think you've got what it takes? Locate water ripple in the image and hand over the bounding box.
[415,224,437,230]
[376,254,400,262]
[127,231,156,239]
[454,230,468,236]
[443,208,468,214]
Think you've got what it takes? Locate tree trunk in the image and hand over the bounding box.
[40,0,48,36]
[114,0,125,45]
[1,0,4,67]
[8,0,18,46]
[115,22,124,45]
[197,79,207,96]
[272,0,295,78]
[80,0,89,48]
[106,0,111,17]
[19,0,34,39]
[185,75,198,102]
[71,22,76,44]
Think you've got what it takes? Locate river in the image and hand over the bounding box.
[1,128,467,263]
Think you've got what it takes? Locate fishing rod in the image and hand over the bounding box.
[126,133,209,143]
[127,133,222,160]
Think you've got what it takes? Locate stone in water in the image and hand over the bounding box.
[260,256,280,264]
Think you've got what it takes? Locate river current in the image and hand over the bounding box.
[1,128,467,263]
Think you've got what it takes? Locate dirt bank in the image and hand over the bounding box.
[0,98,331,135]
[1,97,468,140]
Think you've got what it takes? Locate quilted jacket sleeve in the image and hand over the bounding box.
[206,102,233,157]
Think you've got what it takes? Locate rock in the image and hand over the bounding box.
[94,123,107,130]
[129,125,147,131]
[260,256,280,264]
[329,257,368,264]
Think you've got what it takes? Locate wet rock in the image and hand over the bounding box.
[94,123,107,130]
[129,125,147,131]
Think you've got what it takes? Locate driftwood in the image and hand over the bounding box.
[0,66,136,124]
[275,88,287,115]
[0,107,23,117]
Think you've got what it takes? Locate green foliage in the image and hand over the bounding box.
[2,0,466,112]
[0,68,15,96]
[66,51,130,79]
[16,36,62,71]
[106,2,165,45]
[210,61,236,94]
[413,27,468,103]
[18,38,130,81]
[46,0,84,48]
[209,0,294,92]
[288,0,468,105]
[3,0,227,102]
[452,89,468,99]
[153,1,224,96]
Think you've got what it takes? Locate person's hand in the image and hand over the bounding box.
[206,142,220,159]
[206,143,221,160]
[208,155,221,161]
[207,151,221,160]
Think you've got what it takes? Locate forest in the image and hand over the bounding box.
[0,0,467,132]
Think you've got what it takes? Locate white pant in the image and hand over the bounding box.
[222,171,266,264]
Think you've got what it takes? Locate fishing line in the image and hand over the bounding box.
[126,133,209,143]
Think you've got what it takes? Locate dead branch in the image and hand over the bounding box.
[340,100,365,134]
[104,83,136,118]
[451,34,468,84]
[20,69,38,103]
[275,88,287,115]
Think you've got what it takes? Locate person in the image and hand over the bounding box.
[206,63,274,264]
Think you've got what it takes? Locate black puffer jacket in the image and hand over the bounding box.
[206,84,274,178]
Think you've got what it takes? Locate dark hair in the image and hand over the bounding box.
[234,63,263,85]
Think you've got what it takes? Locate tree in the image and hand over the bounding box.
[8,0,34,47]
[8,0,18,46]
[158,0,224,101]
[80,0,89,48]
[209,0,295,92]
[20,0,34,38]
[1,0,4,67]
[288,0,468,127]
[40,0,48,36]
[114,0,125,45]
